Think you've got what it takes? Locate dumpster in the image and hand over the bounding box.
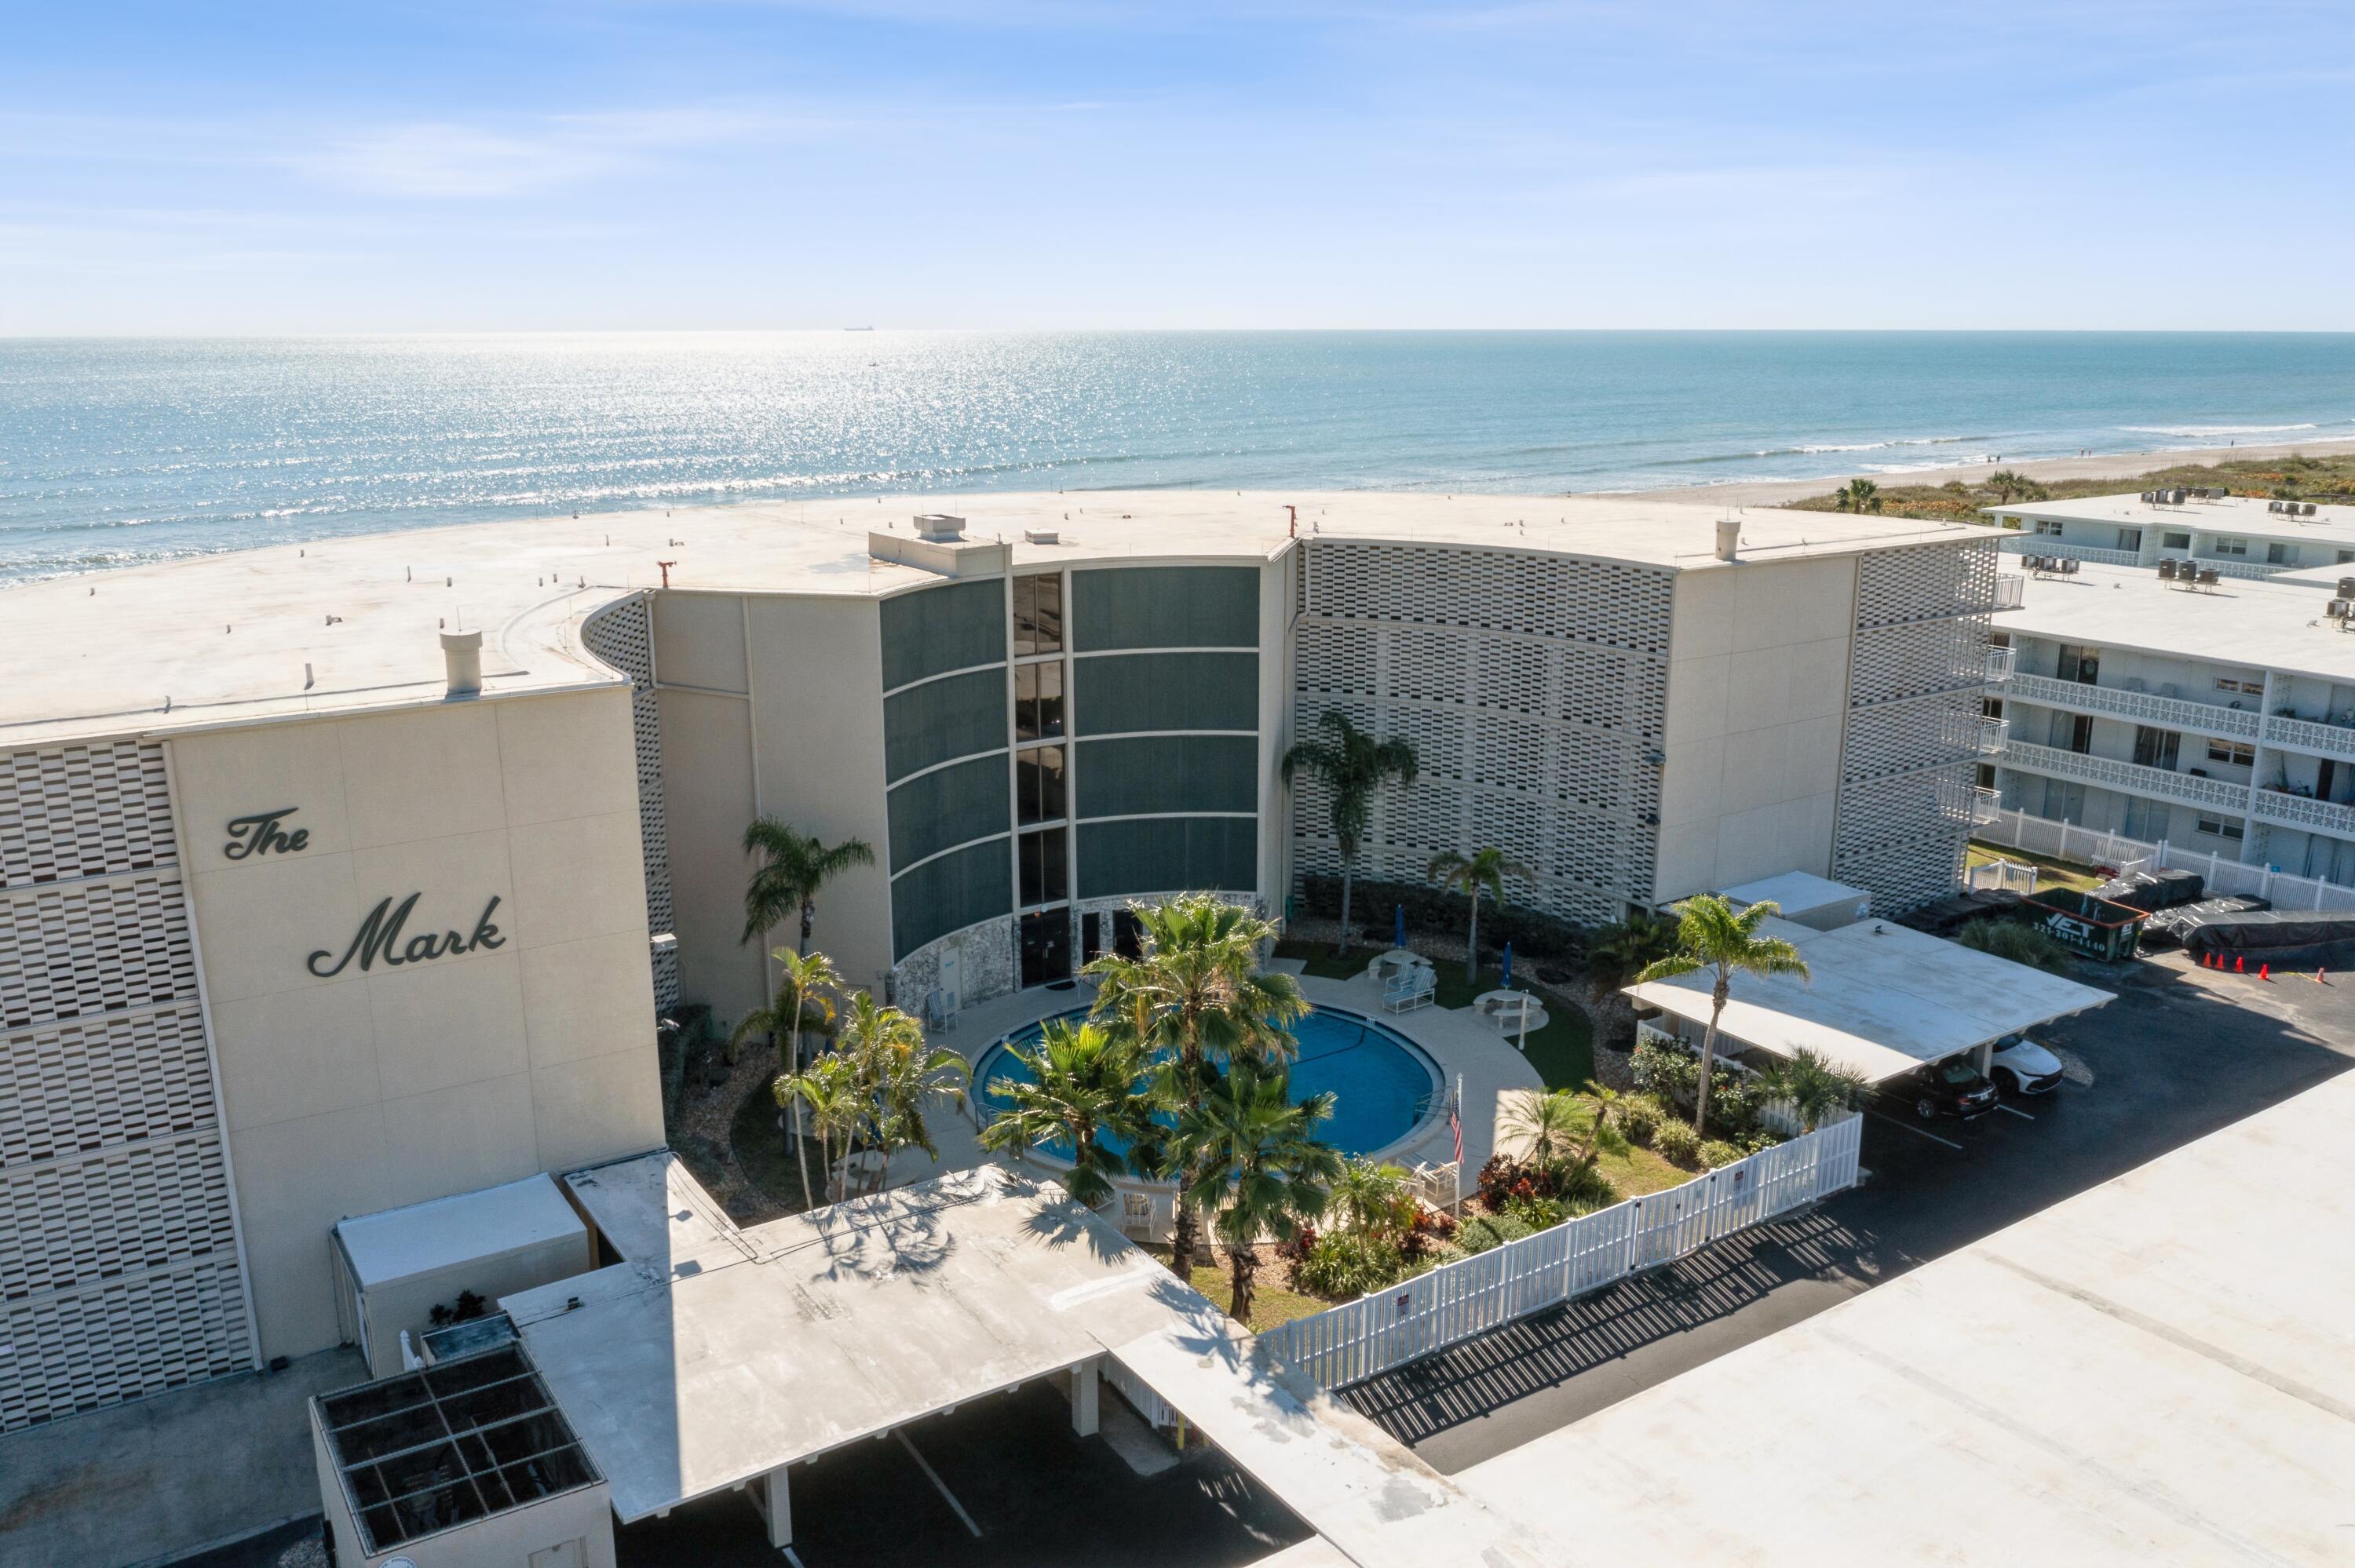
[2018,889,2148,961]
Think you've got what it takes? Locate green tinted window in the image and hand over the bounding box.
[887,755,1010,870]
[1078,817,1257,899]
[1071,566,1258,651]
[881,578,1005,691]
[1075,735,1257,819]
[891,840,1012,959]
[883,667,1006,782]
[1072,652,1257,735]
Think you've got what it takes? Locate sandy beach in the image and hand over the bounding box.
[1628,434,2355,508]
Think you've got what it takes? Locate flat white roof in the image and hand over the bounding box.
[506,1165,1242,1522]
[562,1150,737,1269]
[1986,490,2355,547]
[1461,1067,2355,1565]
[1623,917,2112,1082]
[335,1173,584,1289]
[1995,559,2355,684]
[1715,871,1871,918]
[0,490,1978,748]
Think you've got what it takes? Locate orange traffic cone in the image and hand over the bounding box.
[2260,963,2270,982]
[2235,954,2245,973]
[2319,966,2328,985]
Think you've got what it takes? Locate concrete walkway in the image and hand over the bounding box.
[0,1347,363,1568]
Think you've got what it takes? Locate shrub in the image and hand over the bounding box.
[1617,1097,1660,1147]
[1503,1194,1565,1231]
[1699,1140,1744,1169]
[1404,1206,1457,1257]
[1957,918,2076,975]
[1455,1212,1535,1255]
[1297,873,1588,960]
[1652,1118,1701,1166]
[1630,1040,1699,1103]
[1557,1158,1619,1209]
[1295,1231,1408,1298]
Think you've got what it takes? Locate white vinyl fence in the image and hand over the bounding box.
[1982,808,2355,912]
[1257,1113,1864,1391]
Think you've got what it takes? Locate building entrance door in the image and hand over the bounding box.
[1020,909,1072,988]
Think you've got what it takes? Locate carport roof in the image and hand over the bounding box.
[502,1165,1234,1523]
[1623,916,2112,1082]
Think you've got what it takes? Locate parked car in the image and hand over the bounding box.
[1879,1057,2000,1121]
[1988,1033,2065,1096]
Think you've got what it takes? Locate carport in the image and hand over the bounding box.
[1623,915,2113,1085]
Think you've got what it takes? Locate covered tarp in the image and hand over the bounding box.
[2179,908,2355,961]
[2092,867,2207,913]
[2142,897,2269,949]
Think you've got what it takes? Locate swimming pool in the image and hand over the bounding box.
[973,1005,1443,1164]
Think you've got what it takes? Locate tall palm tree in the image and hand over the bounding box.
[1986,469,2027,504]
[741,818,874,961]
[1176,1060,1342,1325]
[1755,1047,1870,1134]
[1500,1085,1626,1175]
[727,950,843,1205]
[1634,895,1809,1138]
[1282,712,1418,956]
[977,1019,1157,1207]
[1834,477,1883,515]
[1084,894,1307,1280]
[1426,846,1531,983]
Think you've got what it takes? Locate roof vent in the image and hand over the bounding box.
[441,629,483,698]
[1714,519,1741,561]
[913,513,966,542]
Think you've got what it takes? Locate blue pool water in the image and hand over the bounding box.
[975,1005,1440,1163]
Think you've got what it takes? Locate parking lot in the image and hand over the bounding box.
[1345,950,2355,1471]
[615,1380,1310,1568]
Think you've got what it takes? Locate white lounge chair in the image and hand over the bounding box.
[1382,969,1435,1013]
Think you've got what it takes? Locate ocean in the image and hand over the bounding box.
[3,331,2352,585]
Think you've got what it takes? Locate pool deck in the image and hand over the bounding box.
[878,968,1545,1194]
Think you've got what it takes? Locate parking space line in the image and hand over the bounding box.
[1997,1103,2035,1121]
[896,1428,983,1538]
[1865,1110,1965,1150]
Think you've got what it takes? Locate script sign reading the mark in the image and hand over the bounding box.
[224,807,309,859]
[309,893,507,977]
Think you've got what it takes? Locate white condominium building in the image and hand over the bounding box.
[1984,490,2355,578]
[0,490,1997,1434]
[1991,552,2355,884]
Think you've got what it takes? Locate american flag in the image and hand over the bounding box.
[1449,1085,1463,1165]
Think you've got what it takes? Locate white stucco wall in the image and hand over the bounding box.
[1655,557,1856,900]
[171,687,663,1361]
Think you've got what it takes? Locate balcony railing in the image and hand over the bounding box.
[2252,788,2355,840]
[2004,673,2261,739]
[1984,644,2017,684]
[1999,739,2251,810]
[2262,712,2355,762]
[1941,711,2008,757]
[1972,784,2002,826]
[1992,574,2026,611]
[1997,538,2141,567]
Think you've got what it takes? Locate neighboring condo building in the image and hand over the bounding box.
[1992,553,2355,884]
[0,490,1997,1431]
[1984,489,2355,578]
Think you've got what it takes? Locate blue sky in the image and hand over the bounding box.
[3,2,2351,332]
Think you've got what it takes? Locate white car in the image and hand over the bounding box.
[1988,1034,2065,1096]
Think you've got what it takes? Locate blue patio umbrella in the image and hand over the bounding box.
[1500,942,1513,991]
[1394,904,1405,950]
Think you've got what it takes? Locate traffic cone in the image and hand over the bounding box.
[2235,954,2245,973]
[2260,963,2270,982]
[2318,966,2328,985]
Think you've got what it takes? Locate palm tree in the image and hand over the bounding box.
[977,1020,1157,1207]
[727,950,842,1205]
[1755,1047,1870,1133]
[1834,477,1882,515]
[741,818,874,960]
[775,1052,864,1205]
[1328,1158,1414,1244]
[1634,895,1809,1139]
[1426,846,1531,983]
[1084,894,1307,1280]
[836,990,969,1198]
[1500,1085,1626,1174]
[1282,712,1418,956]
[1176,1060,1342,1325]
[1986,469,2026,503]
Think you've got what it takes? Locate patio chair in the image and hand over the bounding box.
[1382,968,1435,1014]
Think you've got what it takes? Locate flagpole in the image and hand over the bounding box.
[1452,1073,1466,1216]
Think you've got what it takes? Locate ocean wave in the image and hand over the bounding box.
[2118,421,2337,438]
